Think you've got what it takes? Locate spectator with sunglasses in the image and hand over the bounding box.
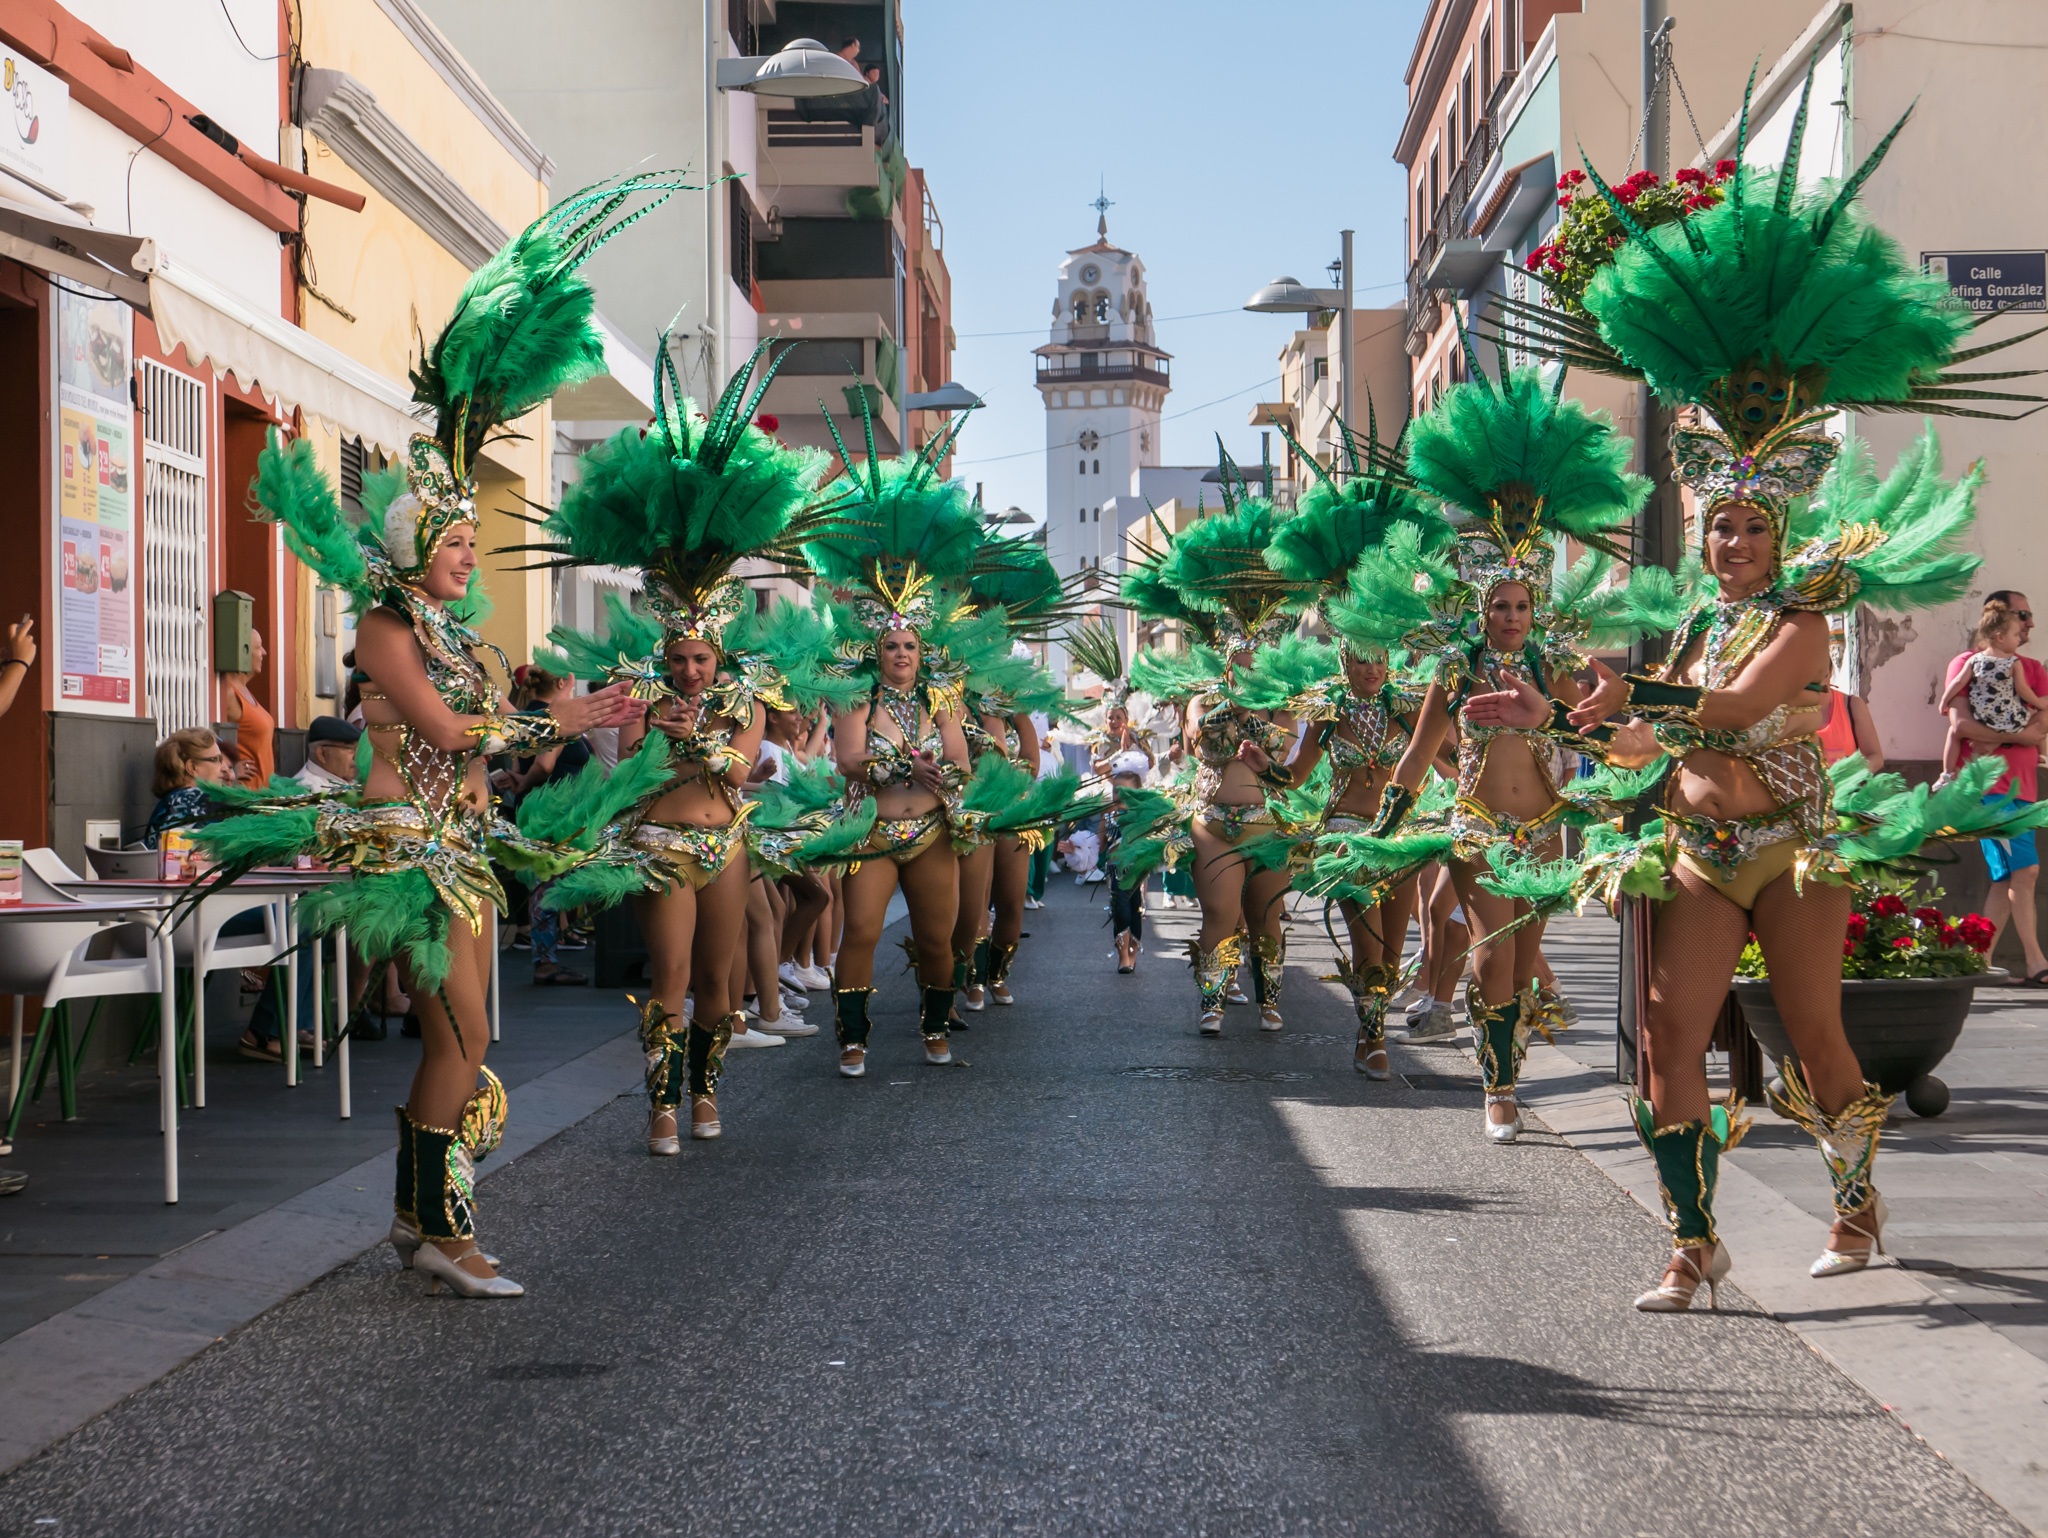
[1946,590,2048,985]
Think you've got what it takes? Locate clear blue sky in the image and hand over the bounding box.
[908,0,1429,518]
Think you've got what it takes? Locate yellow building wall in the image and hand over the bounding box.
[288,0,554,718]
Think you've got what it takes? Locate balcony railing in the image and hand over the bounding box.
[1036,351,1171,386]
[1405,110,1500,353]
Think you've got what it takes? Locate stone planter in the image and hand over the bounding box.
[1730,971,2004,1119]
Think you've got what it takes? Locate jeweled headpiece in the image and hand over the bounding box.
[383,436,480,580]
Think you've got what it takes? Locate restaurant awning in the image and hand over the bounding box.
[140,247,424,459]
[0,191,150,310]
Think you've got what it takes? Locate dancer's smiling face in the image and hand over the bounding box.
[879,629,921,688]
[1705,502,1775,594]
[1483,582,1533,651]
[1343,654,1388,694]
[421,526,477,603]
[664,638,720,698]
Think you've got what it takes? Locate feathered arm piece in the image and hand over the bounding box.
[1128,645,1226,702]
[1231,635,1342,715]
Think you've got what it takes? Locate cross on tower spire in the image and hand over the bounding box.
[1091,180,1114,240]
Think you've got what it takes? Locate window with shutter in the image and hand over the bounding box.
[140,359,209,734]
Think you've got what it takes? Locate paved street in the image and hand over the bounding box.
[0,880,2022,1536]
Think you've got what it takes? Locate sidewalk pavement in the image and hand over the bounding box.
[1529,909,2048,1533]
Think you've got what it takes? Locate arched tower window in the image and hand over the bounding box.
[1093,291,1111,324]
[1072,292,1089,325]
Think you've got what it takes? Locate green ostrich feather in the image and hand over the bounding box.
[1128,645,1226,702]
[1157,498,1312,635]
[1231,635,1341,712]
[787,797,880,867]
[526,338,831,593]
[970,538,1073,637]
[1065,621,1124,689]
[414,171,699,478]
[543,859,657,913]
[1789,426,1984,611]
[982,767,1105,836]
[750,757,849,828]
[298,870,451,989]
[516,733,674,848]
[1584,166,1970,414]
[966,652,1064,717]
[1108,785,1186,844]
[803,439,984,590]
[190,806,320,870]
[538,591,667,683]
[249,432,378,609]
[1326,522,1464,656]
[1264,469,1448,590]
[1405,366,1650,548]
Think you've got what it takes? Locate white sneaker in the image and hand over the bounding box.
[755,1015,819,1038]
[728,1025,786,1049]
[778,962,808,994]
[1400,1003,1459,1043]
[1025,897,1043,910]
[1389,985,1425,1014]
[780,988,810,1012]
[797,963,833,991]
[1085,869,1107,883]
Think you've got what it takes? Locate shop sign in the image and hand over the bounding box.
[55,288,134,709]
[1922,251,2048,314]
[0,50,69,201]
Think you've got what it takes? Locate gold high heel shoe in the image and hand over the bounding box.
[1634,1242,1731,1312]
[1812,1193,1888,1277]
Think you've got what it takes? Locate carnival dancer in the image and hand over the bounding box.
[503,339,857,1151]
[189,177,684,1295]
[1245,437,1443,1077]
[955,544,1072,1011]
[1473,74,2046,1308]
[1118,480,1317,1034]
[1328,361,1680,1142]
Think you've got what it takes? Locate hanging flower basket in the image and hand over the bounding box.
[1731,894,2002,1117]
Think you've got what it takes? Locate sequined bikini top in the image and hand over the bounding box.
[1324,685,1416,804]
[1193,693,1290,803]
[1443,645,1560,801]
[867,684,945,787]
[359,594,507,817]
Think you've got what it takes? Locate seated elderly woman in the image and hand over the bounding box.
[144,728,231,848]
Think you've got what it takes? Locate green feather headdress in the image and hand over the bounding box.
[511,336,832,655]
[1405,362,1650,610]
[248,171,697,616]
[1484,54,2039,605]
[1156,494,1314,655]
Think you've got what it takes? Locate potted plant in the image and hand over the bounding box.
[1731,890,2002,1118]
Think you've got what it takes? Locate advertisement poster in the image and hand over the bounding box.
[55,288,134,706]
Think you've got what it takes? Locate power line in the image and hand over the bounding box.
[951,279,1405,340]
[951,373,1282,467]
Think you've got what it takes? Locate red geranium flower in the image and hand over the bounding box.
[1892,935,1917,950]
[1557,194,1574,208]
[1871,894,1909,919]
[1939,921,1962,946]
[1673,167,1706,186]
[1843,938,1857,957]
[756,413,779,433]
[1844,913,1868,939]
[1714,158,1739,178]
[1957,913,1998,952]
[1557,169,1587,189]
[1913,907,1945,926]
[1683,193,1717,212]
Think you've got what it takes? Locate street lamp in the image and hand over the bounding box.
[902,381,983,412]
[714,37,868,97]
[1243,228,1357,448]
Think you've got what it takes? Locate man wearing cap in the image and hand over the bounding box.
[292,715,362,791]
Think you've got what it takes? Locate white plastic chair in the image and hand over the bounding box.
[30,847,293,1106]
[1,909,163,1142]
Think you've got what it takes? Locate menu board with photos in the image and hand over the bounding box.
[55,287,134,706]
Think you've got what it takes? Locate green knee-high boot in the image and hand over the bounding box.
[834,987,874,1051]
[393,1104,419,1230]
[1770,1059,1893,1233]
[687,1012,736,1099]
[1632,1096,1749,1246]
[1252,934,1285,1021]
[1348,961,1396,1074]
[410,1116,474,1243]
[634,996,685,1110]
[972,936,991,988]
[1467,981,1527,1094]
[920,986,956,1064]
[1189,934,1245,1024]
